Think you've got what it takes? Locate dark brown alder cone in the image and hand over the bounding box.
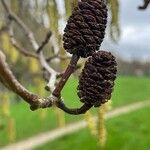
[77,51,117,107]
[63,0,108,58]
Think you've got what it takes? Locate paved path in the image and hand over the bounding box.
[1,100,150,150]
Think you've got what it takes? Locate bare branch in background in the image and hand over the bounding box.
[8,23,38,59]
[138,0,150,10]
[1,0,58,92]
[37,31,52,53]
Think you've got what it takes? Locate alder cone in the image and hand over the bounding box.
[63,0,108,58]
[77,51,117,107]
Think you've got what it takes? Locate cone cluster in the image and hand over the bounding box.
[63,0,117,108]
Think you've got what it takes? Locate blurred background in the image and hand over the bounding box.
[0,0,150,150]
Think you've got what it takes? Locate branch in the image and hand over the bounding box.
[138,0,150,10]
[1,0,58,92]
[39,51,58,92]
[8,23,38,59]
[1,1,44,51]
[1,0,34,44]
[52,54,79,98]
[56,100,92,115]
[37,31,52,53]
[0,50,91,115]
[0,51,41,106]
[56,64,82,79]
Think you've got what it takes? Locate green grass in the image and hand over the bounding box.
[36,105,150,150]
[0,76,150,147]
[112,76,150,107]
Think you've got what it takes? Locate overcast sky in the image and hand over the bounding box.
[102,0,150,61]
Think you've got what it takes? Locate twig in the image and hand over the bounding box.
[138,0,150,10]
[56,64,82,79]
[39,51,58,92]
[8,23,38,59]
[52,54,79,98]
[1,0,33,43]
[37,31,52,53]
[56,100,92,115]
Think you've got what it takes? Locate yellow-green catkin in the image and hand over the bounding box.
[64,0,78,18]
[10,46,19,63]
[71,0,79,10]
[64,0,72,18]
[0,117,3,128]
[1,32,19,63]
[97,101,112,148]
[98,105,107,148]
[10,0,19,14]
[7,117,16,142]
[0,94,10,117]
[34,78,48,121]
[0,93,16,142]
[107,0,120,42]
[58,34,69,70]
[84,111,97,137]
[1,32,11,55]
[54,107,65,128]
[35,0,40,16]
[28,58,39,73]
[46,0,59,37]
